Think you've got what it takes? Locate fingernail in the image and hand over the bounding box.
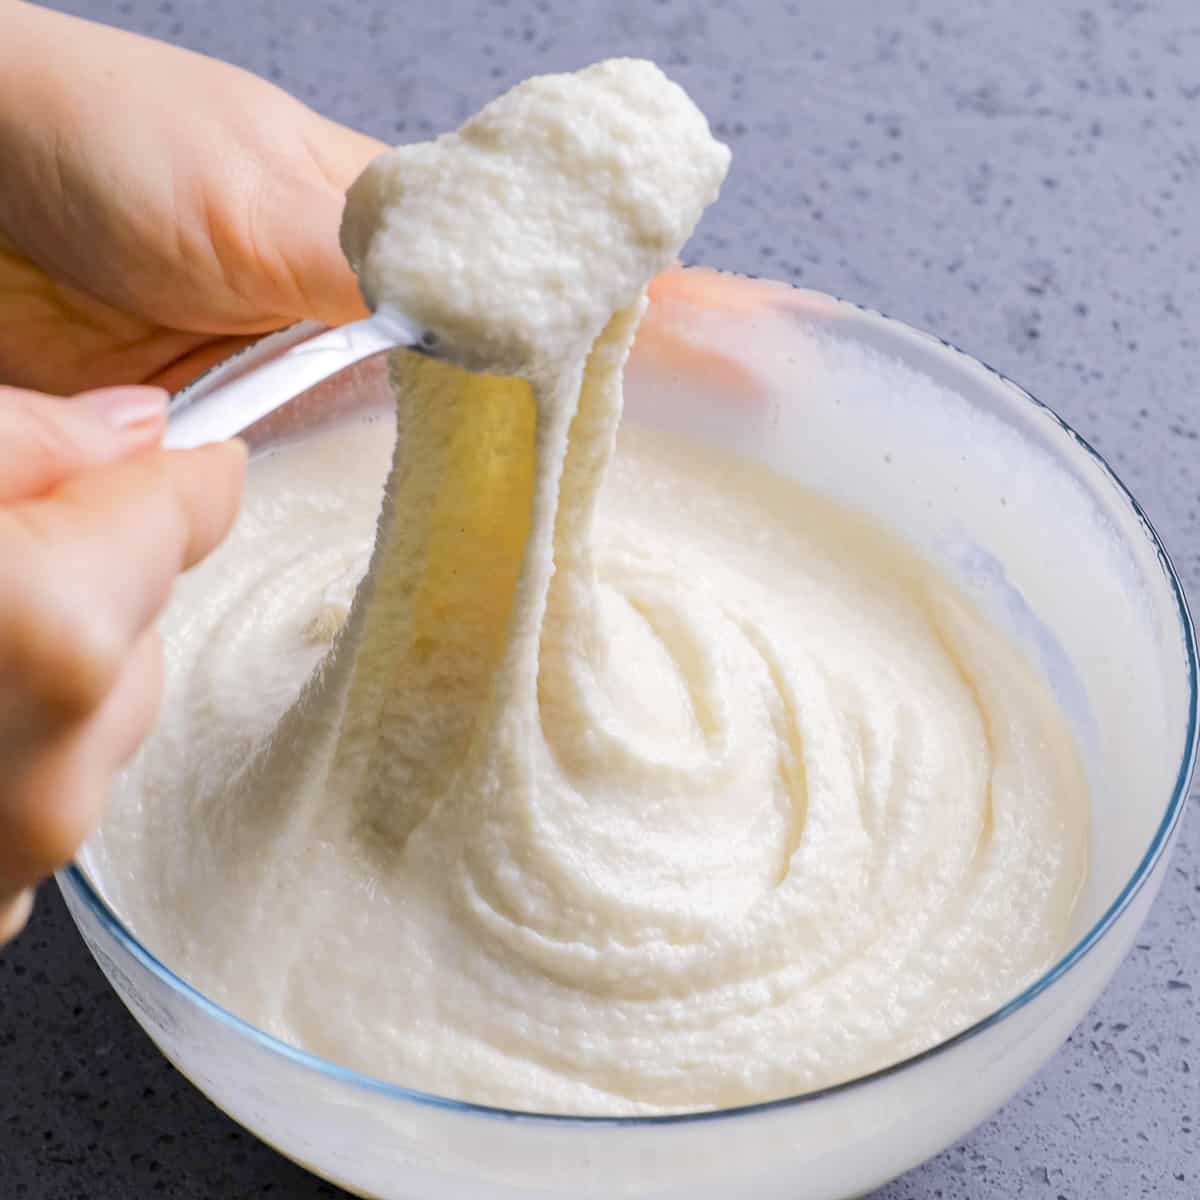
[80,387,169,432]
[0,887,34,945]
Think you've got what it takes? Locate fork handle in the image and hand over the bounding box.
[164,309,419,450]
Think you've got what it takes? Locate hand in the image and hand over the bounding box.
[0,2,386,395]
[0,385,245,943]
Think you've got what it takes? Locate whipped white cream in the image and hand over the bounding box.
[96,59,1087,1115]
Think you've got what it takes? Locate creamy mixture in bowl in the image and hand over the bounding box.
[96,59,1088,1115]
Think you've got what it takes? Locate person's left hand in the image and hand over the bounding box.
[0,3,386,395]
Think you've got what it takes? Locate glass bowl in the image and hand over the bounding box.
[58,269,1196,1200]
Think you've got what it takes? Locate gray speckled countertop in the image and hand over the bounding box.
[3,1,1197,1196]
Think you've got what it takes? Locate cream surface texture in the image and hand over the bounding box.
[95,59,1088,1115]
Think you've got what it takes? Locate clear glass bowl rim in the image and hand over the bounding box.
[61,279,1199,1128]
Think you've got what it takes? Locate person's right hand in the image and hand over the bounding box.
[0,384,245,943]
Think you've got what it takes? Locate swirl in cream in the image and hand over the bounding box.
[96,59,1087,1115]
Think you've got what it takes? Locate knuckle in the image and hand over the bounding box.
[2,566,124,716]
[2,774,94,881]
[46,614,124,717]
[45,747,104,860]
[7,396,78,485]
[130,454,188,564]
[18,798,92,878]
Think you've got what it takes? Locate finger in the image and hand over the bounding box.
[0,385,167,503]
[1,439,247,718]
[0,888,34,946]
[0,629,162,897]
[308,117,390,193]
[266,120,388,328]
[146,335,260,393]
[262,174,370,329]
[87,627,165,774]
[0,723,97,901]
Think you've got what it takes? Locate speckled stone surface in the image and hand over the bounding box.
[3,1,1197,1196]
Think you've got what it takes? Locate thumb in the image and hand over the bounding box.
[266,117,389,330]
[0,386,167,503]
